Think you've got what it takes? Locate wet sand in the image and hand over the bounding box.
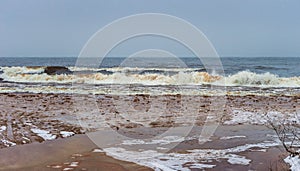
[0,134,151,171]
[0,125,290,171]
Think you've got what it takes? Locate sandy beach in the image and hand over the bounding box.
[0,92,299,170]
[0,124,291,171]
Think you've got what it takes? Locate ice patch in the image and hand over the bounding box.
[1,139,16,147]
[122,136,185,145]
[285,155,300,171]
[188,163,215,169]
[63,168,74,171]
[198,135,212,144]
[103,141,279,171]
[31,128,56,140]
[0,126,6,131]
[92,148,104,153]
[220,135,247,140]
[249,149,267,152]
[47,165,62,169]
[227,154,251,165]
[224,110,299,125]
[224,110,265,125]
[22,137,30,141]
[71,153,83,157]
[24,122,33,126]
[149,162,179,171]
[60,131,75,138]
[69,161,79,167]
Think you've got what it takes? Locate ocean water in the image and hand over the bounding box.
[0,57,299,76]
[0,57,299,95]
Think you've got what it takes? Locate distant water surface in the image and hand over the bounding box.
[0,57,299,95]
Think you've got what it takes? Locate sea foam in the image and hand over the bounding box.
[0,67,299,87]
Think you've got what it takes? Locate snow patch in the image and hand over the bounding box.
[103,141,279,171]
[227,154,251,165]
[122,136,184,145]
[69,161,79,167]
[63,168,74,171]
[249,149,267,152]
[188,163,215,169]
[92,148,104,153]
[31,128,56,140]
[1,139,16,147]
[220,135,247,140]
[60,131,75,138]
[0,126,6,131]
[285,155,300,171]
[224,110,299,125]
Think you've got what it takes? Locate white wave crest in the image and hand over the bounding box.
[0,66,45,74]
[223,71,300,87]
[0,72,220,85]
[1,67,299,87]
[226,71,279,85]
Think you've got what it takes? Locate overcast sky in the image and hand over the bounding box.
[1,0,300,57]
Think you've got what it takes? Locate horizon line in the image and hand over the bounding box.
[0,56,300,58]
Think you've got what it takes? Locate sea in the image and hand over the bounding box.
[0,57,299,96]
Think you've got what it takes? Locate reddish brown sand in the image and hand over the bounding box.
[0,93,298,147]
[0,134,151,171]
[0,125,290,171]
[0,93,298,170]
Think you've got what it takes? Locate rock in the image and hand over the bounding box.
[44,66,72,75]
[97,70,114,75]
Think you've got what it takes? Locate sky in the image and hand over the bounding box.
[1,0,300,57]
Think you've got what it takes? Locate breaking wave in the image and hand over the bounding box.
[225,71,299,87]
[0,66,299,87]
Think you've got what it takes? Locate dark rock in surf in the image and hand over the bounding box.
[97,70,114,75]
[44,66,73,75]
